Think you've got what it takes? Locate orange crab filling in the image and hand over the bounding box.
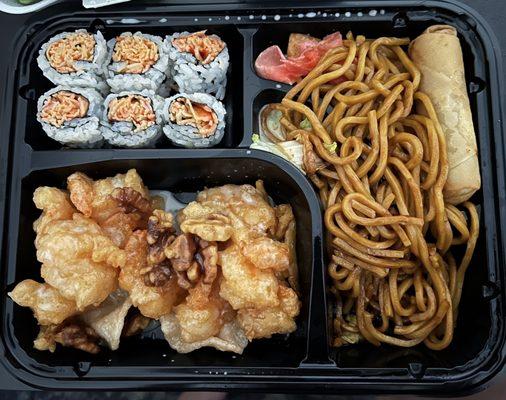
[46,32,95,74]
[172,31,225,65]
[108,95,156,132]
[169,97,218,138]
[112,35,159,74]
[40,91,89,127]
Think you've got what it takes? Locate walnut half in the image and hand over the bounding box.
[143,210,176,287]
[35,321,101,354]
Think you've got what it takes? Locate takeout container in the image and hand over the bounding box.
[0,0,504,394]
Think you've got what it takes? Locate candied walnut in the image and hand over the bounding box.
[196,239,218,285]
[142,210,176,287]
[164,233,196,272]
[147,210,175,264]
[143,259,172,287]
[119,230,184,319]
[178,202,234,242]
[56,323,101,353]
[122,312,151,337]
[175,270,192,290]
[112,187,152,215]
[35,322,101,354]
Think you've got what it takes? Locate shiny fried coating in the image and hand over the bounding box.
[8,280,77,325]
[178,182,300,342]
[241,236,290,272]
[237,285,300,340]
[119,230,184,319]
[33,187,76,235]
[67,169,152,248]
[174,282,231,343]
[161,280,248,354]
[219,244,280,309]
[34,322,100,353]
[37,213,122,310]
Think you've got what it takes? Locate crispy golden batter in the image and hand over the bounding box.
[177,182,300,345]
[15,173,300,355]
[219,244,280,309]
[241,236,290,271]
[160,278,247,354]
[67,169,152,248]
[37,214,122,310]
[237,286,299,340]
[33,187,76,235]
[119,230,184,319]
[174,282,231,343]
[8,280,77,325]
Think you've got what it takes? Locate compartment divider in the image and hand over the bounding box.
[300,236,335,366]
[238,27,258,147]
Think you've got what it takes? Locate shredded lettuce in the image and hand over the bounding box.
[324,142,338,154]
[300,118,312,130]
[250,134,305,173]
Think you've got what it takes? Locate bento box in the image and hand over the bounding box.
[0,0,504,394]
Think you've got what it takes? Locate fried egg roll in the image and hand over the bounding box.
[409,25,480,204]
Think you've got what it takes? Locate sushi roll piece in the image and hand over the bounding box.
[162,93,226,148]
[101,90,163,148]
[105,32,169,93]
[37,30,108,91]
[37,86,104,148]
[165,31,229,100]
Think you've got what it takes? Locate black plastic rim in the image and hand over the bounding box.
[0,0,504,395]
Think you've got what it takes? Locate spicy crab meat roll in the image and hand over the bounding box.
[162,93,226,148]
[101,90,163,148]
[165,31,229,100]
[37,30,107,91]
[37,86,104,148]
[105,32,169,93]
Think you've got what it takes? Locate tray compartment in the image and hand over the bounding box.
[2,150,323,378]
[247,2,505,378]
[17,19,244,150]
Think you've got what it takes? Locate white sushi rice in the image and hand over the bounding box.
[101,90,164,148]
[37,86,104,148]
[165,32,229,100]
[37,30,108,90]
[162,92,226,148]
[105,32,169,93]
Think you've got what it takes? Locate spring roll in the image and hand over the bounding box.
[409,25,480,204]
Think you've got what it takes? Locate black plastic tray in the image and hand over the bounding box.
[0,0,505,395]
